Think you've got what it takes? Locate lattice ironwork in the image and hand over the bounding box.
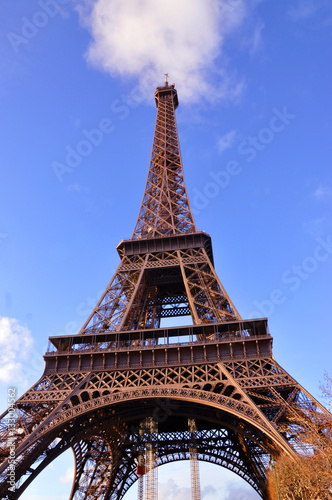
[132,83,196,239]
[78,246,239,335]
[0,81,330,500]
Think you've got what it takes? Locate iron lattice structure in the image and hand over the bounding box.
[0,82,330,499]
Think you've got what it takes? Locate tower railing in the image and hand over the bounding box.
[46,318,269,355]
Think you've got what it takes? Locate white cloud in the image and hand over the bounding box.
[59,466,75,484]
[223,485,260,499]
[159,479,191,500]
[313,185,332,201]
[217,129,237,153]
[202,484,217,498]
[0,317,33,383]
[76,0,250,103]
[248,20,264,55]
[157,468,260,500]
[67,183,87,193]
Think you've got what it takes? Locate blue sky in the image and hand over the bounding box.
[0,0,332,498]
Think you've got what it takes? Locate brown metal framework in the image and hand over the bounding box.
[132,82,196,239]
[0,82,330,499]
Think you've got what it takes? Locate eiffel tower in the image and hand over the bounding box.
[0,79,330,499]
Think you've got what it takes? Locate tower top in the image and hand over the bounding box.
[132,83,195,239]
[154,76,179,109]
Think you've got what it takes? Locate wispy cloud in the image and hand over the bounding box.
[75,0,253,103]
[0,317,33,383]
[288,0,318,21]
[313,184,332,201]
[158,473,260,499]
[217,129,237,154]
[67,183,89,193]
[202,484,217,498]
[159,479,191,500]
[224,485,260,499]
[248,20,264,55]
